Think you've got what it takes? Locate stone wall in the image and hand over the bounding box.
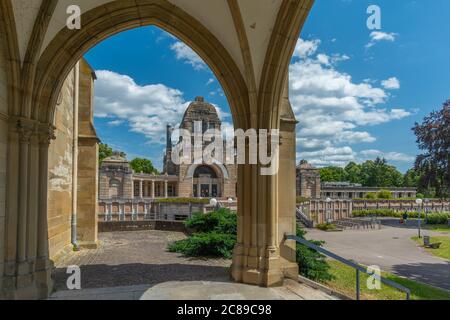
[47,69,75,258]
[76,60,99,248]
[0,30,8,290]
[353,199,450,212]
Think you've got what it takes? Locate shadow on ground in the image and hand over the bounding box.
[391,261,450,291]
[53,263,230,291]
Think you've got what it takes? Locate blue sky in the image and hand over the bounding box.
[85,0,450,173]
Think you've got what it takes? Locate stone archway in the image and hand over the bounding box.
[0,0,314,299]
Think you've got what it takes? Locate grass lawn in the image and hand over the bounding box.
[411,236,450,260]
[323,260,450,300]
[423,224,450,234]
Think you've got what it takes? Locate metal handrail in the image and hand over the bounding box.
[285,234,411,300]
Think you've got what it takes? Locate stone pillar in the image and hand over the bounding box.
[76,137,99,249]
[35,124,56,299]
[164,181,168,198]
[139,180,143,198]
[151,180,155,198]
[231,76,298,287]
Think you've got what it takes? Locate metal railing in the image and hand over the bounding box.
[296,208,315,228]
[285,234,411,300]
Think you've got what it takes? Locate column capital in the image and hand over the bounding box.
[37,123,56,146]
[12,118,37,143]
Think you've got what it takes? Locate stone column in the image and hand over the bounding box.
[35,123,56,298]
[139,180,143,198]
[151,180,155,198]
[231,77,298,287]
[164,181,168,198]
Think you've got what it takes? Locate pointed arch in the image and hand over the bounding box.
[32,0,250,131]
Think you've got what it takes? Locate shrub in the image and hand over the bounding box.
[296,196,310,204]
[296,227,334,282]
[377,190,393,199]
[366,193,377,199]
[186,208,237,234]
[316,223,337,231]
[426,213,450,225]
[353,210,449,224]
[155,197,209,204]
[168,208,237,258]
[168,232,236,259]
[168,209,334,283]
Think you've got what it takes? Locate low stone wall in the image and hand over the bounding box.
[298,200,353,224]
[99,220,187,233]
[353,199,450,212]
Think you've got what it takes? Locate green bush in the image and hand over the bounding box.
[426,213,450,225]
[168,208,237,258]
[377,190,393,199]
[353,210,449,224]
[365,193,377,199]
[296,196,310,204]
[155,197,209,204]
[316,223,337,231]
[296,227,334,282]
[168,232,236,259]
[186,208,237,234]
[168,209,334,283]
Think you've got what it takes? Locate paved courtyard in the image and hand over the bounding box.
[305,222,450,291]
[51,230,337,300]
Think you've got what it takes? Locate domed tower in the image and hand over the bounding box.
[180,96,222,132]
[163,96,237,199]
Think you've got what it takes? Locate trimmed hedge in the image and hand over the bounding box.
[353,209,449,224]
[155,197,210,204]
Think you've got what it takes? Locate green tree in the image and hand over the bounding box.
[403,168,420,188]
[412,100,450,198]
[130,158,158,174]
[344,162,362,184]
[319,166,346,182]
[99,143,113,165]
[360,158,403,187]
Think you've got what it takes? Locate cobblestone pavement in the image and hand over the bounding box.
[53,230,231,292]
[51,230,339,300]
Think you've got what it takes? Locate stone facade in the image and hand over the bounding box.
[296,162,321,199]
[99,97,238,202]
[47,60,99,257]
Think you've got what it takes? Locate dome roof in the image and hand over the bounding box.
[103,151,128,164]
[181,96,221,129]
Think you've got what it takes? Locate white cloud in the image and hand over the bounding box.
[107,119,125,126]
[291,38,411,167]
[381,77,400,90]
[293,38,321,58]
[94,70,189,144]
[170,41,206,70]
[206,78,215,85]
[359,149,415,162]
[366,31,398,48]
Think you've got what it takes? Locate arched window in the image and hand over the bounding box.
[109,179,121,198]
[194,166,218,178]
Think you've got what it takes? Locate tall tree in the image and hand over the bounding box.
[130,158,158,174]
[344,162,362,184]
[319,166,346,182]
[412,100,450,198]
[99,143,113,165]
